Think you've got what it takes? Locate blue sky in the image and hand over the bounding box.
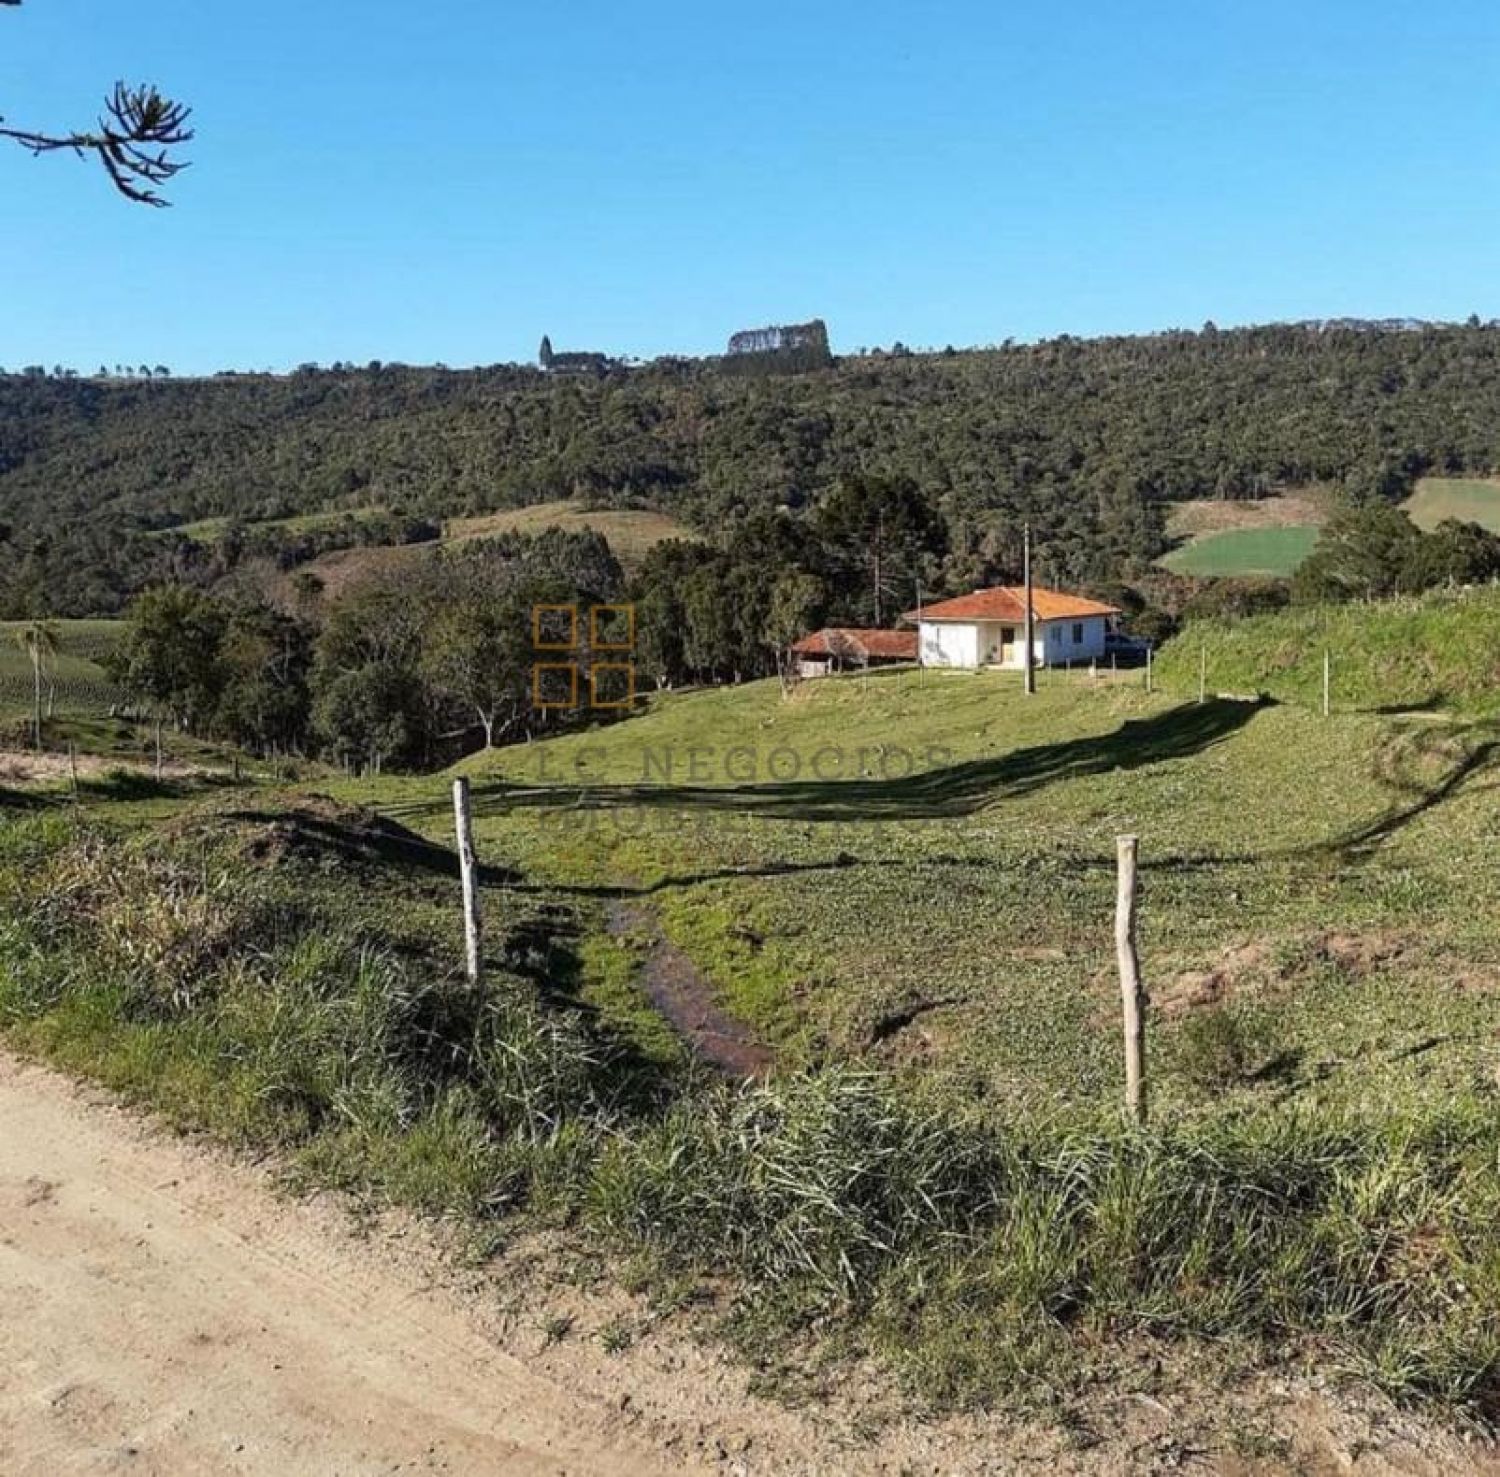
[3,1,1499,373]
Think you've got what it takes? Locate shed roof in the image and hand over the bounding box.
[790,627,919,660]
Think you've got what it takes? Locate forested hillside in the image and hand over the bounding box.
[5,319,1500,615]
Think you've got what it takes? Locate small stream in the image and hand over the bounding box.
[605,900,773,1079]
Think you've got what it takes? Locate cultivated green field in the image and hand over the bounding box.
[0,619,126,722]
[1403,476,1500,533]
[1159,523,1319,576]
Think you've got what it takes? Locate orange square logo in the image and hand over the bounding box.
[533,604,578,651]
[590,604,635,652]
[532,662,579,711]
[589,662,636,710]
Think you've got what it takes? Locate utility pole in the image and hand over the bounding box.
[915,578,925,685]
[1022,522,1036,695]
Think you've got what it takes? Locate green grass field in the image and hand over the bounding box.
[9,639,1500,1424]
[1403,476,1500,532]
[331,663,1500,1134]
[1159,524,1319,576]
[0,619,126,723]
[1155,584,1500,716]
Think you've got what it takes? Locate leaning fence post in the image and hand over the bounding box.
[452,776,484,986]
[1115,834,1147,1125]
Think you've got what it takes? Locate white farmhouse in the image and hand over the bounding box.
[907,585,1120,670]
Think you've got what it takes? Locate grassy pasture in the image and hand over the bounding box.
[1160,492,1327,577]
[285,499,699,599]
[1155,585,1500,717]
[9,638,1500,1421]
[349,662,1500,1132]
[1403,476,1500,532]
[444,500,699,569]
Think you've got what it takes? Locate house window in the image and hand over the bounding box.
[1072,622,1084,645]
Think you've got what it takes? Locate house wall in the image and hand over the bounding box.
[920,615,1110,669]
[919,620,979,668]
[1037,615,1109,666]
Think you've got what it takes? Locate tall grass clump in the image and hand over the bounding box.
[593,1078,1500,1417]
[0,809,635,1212]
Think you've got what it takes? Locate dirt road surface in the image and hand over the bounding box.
[3,1048,1497,1476]
[0,1052,677,1476]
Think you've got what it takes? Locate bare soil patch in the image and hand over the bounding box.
[0,749,204,787]
[1165,492,1330,541]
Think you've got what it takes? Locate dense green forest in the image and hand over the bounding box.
[5,319,1500,616]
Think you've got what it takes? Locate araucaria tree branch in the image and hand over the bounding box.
[1,4,192,206]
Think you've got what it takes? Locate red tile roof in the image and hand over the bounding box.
[904,585,1120,623]
[791,628,919,660]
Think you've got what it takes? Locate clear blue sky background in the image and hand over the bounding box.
[3,1,1498,374]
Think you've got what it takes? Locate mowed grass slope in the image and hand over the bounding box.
[1403,476,1500,532]
[0,619,125,722]
[1160,492,1326,576]
[1159,524,1319,576]
[363,662,1500,1132]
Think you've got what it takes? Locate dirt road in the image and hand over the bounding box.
[3,1048,1495,1476]
[0,1052,677,1476]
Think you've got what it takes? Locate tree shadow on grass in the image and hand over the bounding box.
[1059,723,1500,877]
[388,698,1268,828]
[0,784,50,811]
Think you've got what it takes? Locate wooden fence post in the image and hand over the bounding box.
[1323,649,1331,718]
[1198,645,1207,705]
[1145,643,1154,695]
[452,777,484,987]
[1116,834,1147,1125]
[68,741,78,800]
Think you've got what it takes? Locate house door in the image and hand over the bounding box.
[998,626,1016,664]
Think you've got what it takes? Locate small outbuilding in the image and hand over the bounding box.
[906,585,1120,670]
[791,627,919,679]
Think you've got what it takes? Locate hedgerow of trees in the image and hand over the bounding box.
[107,530,624,773]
